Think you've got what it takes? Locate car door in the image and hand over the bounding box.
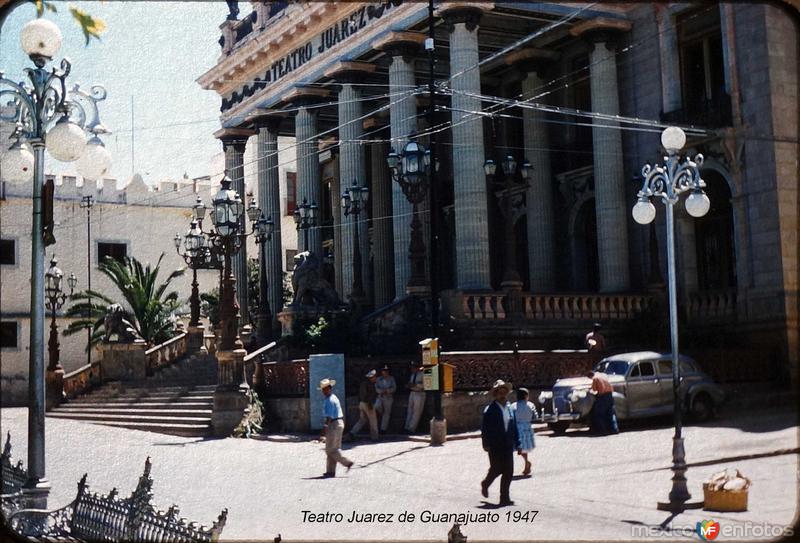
[656,359,675,414]
[625,360,661,417]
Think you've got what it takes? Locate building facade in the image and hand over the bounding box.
[193,0,793,383]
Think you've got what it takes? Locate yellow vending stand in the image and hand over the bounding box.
[419,338,439,391]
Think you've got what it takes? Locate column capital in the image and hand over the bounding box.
[279,86,331,110]
[246,110,285,132]
[505,48,560,77]
[374,31,425,62]
[215,127,255,152]
[324,61,377,87]
[438,3,489,33]
[569,17,632,47]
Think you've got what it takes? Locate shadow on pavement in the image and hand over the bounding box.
[356,445,428,468]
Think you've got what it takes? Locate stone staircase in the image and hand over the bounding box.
[47,354,217,437]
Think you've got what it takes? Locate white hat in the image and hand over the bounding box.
[491,379,512,393]
[366,369,377,378]
[317,378,336,390]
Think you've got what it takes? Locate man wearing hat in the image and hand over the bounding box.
[374,365,397,433]
[319,378,353,477]
[480,380,520,506]
[404,361,426,434]
[348,369,379,441]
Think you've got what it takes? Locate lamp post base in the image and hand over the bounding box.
[656,436,704,511]
[429,417,447,445]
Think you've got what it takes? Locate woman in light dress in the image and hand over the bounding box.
[513,388,537,476]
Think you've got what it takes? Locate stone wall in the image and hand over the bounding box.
[262,397,310,433]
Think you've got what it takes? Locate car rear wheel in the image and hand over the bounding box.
[548,421,571,434]
[690,393,714,422]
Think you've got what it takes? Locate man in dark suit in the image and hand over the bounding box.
[480,380,520,506]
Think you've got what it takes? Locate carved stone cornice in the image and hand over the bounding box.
[216,127,257,151]
[245,109,286,132]
[278,86,331,110]
[324,61,378,86]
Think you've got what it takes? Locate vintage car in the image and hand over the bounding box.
[538,351,725,434]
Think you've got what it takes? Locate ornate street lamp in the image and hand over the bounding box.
[195,175,261,353]
[253,213,275,346]
[387,135,434,292]
[632,126,709,512]
[484,154,531,290]
[174,219,211,329]
[0,17,110,502]
[44,256,75,374]
[341,179,369,305]
[293,198,317,252]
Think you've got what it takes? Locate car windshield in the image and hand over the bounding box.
[595,360,629,375]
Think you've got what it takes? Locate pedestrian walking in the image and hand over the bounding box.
[319,378,353,477]
[587,371,619,435]
[374,365,396,433]
[512,388,537,476]
[585,323,607,354]
[348,369,379,441]
[404,361,426,434]
[480,380,520,506]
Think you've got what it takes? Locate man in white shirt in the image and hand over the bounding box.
[404,362,426,434]
[374,365,396,433]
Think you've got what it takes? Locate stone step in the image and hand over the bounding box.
[47,412,211,424]
[69,420,212,437]
[69,395,215,405]
[51,407,213,417]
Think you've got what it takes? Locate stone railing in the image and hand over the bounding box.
[446,291,653,321]
[244,341,287,388]
[687,289,737,322]
[442,350,600,391]
[145,332,188,376]
[63,360,102,400]
[261,359,309,397]
[8,458,227,543]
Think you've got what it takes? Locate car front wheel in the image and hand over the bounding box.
[690,393,714,422]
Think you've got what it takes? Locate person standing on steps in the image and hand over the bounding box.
[480,380,520,506]
[404,361,426,434]
[374,365,396,434]
[320,378,353,477]
[348,370,379,441]
[585,322,607,354]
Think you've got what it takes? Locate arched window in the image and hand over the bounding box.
[694,170,736,291]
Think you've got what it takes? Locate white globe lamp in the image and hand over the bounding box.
[47,117,86,162]
[632,197,656,225]
[0,141,35,184]
[685,189,711,218]
[660,126,686,153]
[20,18,62,62]
[76,136,112,180]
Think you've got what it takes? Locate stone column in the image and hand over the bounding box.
[223,138,251,325]
[445,8,492,290]
[337,83,369,303]
[588,39,631,292]
[509,49,559,292]
[295,106,322,256]
[370,136,395,306]
[256,118,284,330]
[384,42,417,299]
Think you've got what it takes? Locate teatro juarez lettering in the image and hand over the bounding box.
[266,1,401,84]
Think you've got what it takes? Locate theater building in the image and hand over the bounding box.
[198,1,798,383]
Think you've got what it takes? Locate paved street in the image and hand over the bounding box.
[1,406,797,541]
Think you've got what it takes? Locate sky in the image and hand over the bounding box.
[0,1,229,185]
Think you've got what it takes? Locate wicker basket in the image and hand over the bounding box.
[703,483,748,512]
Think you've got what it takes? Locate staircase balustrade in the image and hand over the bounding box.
[63,359,102,400]
[687,289,737,322]
[452,292,653,321]
[145,333,189,376]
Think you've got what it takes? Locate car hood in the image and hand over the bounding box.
[553,375,625,389]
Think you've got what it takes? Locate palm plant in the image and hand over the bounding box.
[64,254,185,348]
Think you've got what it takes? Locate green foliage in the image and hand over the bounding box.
[287,313,358,355]
[200,288,220,327]
[33,1,106,45]
[232,387,265,438]
[64,254,185,348]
